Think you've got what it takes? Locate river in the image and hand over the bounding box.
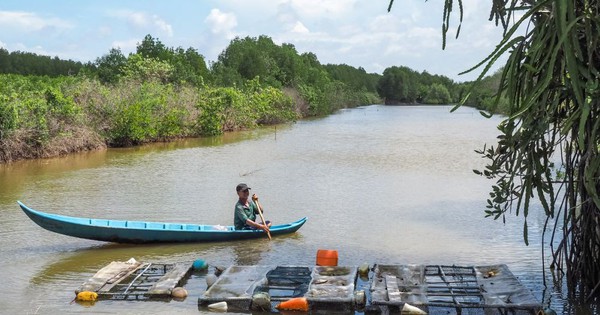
[0,105,588,314]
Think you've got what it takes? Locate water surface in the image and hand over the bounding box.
[0,105,573,314]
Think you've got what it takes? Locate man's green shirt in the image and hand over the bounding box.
[234,200,258,230]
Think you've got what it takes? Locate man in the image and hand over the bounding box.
[234,183,271,232]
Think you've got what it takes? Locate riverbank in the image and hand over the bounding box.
[0,74,380,164]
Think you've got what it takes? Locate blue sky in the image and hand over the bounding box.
[0,0,511,82]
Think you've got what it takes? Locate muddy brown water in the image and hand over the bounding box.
[0,105,588,314]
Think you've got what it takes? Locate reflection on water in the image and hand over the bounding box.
[29,243,205,285]
[0,105,588,314]
[31,233,306,286]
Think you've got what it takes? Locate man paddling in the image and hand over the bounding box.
[233,183,271,233]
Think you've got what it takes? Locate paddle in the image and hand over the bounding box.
[253,195,271,240]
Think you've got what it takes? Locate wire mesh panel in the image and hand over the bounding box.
[95,263,192,300]
[424,265,482,307]
[255,266,312,299]
[370,264,541,314]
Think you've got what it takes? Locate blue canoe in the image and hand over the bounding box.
[18,201,307,244]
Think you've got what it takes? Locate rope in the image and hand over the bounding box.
[123,263,152,295]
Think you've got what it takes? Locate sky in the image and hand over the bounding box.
[0,0,514,82]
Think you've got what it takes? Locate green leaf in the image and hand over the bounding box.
[523,219,529,246]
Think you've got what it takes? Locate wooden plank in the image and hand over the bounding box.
[76,261,142,293]
[147,263,192,295]
[385,275,402,302]
[99,264,145,293]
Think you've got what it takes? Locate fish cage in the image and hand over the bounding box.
[370,264,541,315]
[76,261,192,301]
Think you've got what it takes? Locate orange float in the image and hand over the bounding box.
[275,297,309,311]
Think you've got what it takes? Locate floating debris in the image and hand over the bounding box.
[76,291,98,302]
[171,287,188,299]
[76,260,192,300]
[251,292,271,311]
[193,259,208,270]
[402,302,427,314]
[75,261,541,314]
[371,264,540,314]
[276,297,309,311]
[207,301,227,311]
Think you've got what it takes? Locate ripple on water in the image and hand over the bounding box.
[0,105,589,314]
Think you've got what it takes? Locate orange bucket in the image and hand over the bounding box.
[316,249,338,266]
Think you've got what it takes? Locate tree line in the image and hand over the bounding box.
[0,34,502,163]
[0,48,83,77]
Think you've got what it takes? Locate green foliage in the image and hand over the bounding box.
[296,80,365,117]
[210,34,377,116]
[458,68,509,113]
[3,30,438,163]
[213,35,333,90]
[45,87,81,124]
[86,35,209,86]
[423,83,452,104]
[475,4,600,295]
[1,32,377,163]
[22,98,50,146]
[377,66,419,103]
[136,34,171,60]
[0,76,21,139]
[211,62,245,87]
[376,65,460,105]
[324,64,380,94]
[299,53,330,87]
[0,48,83,77]
[80,79,192,146]
[389,0,600,296]
[136,35,210,85]
[0,74,81,145]
[244,78,296,124]
[213,36,285,87]
[0,95,18,139]
[197,86,247,136]
[92,48,127,84]
[196,78,296,136]
[122,54,174,83]
[171,47,209,85]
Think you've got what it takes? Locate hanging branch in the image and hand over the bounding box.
[388,0,600,298]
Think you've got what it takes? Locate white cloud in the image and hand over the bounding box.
[288,0,356,19]
[369,14,409,33]
[127,12,147,27]
[407,27,440,44]
[111,38,139,54]
[0,40,5,49]
[291,21,309,34]
[12,42,28,51]
[152,15,173,37]
[205,9,237,38]
[0,10,72,32]
[110,10,173,37]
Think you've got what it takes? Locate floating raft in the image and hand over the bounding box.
[76,262,541,313]
[198,264,541,314]
[371,264,541,314]
[199,265,358,311]
[76,260,192,300]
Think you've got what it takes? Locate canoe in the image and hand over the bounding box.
[18,201,307,244]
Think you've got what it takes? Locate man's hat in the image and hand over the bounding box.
[236,183,251,192]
